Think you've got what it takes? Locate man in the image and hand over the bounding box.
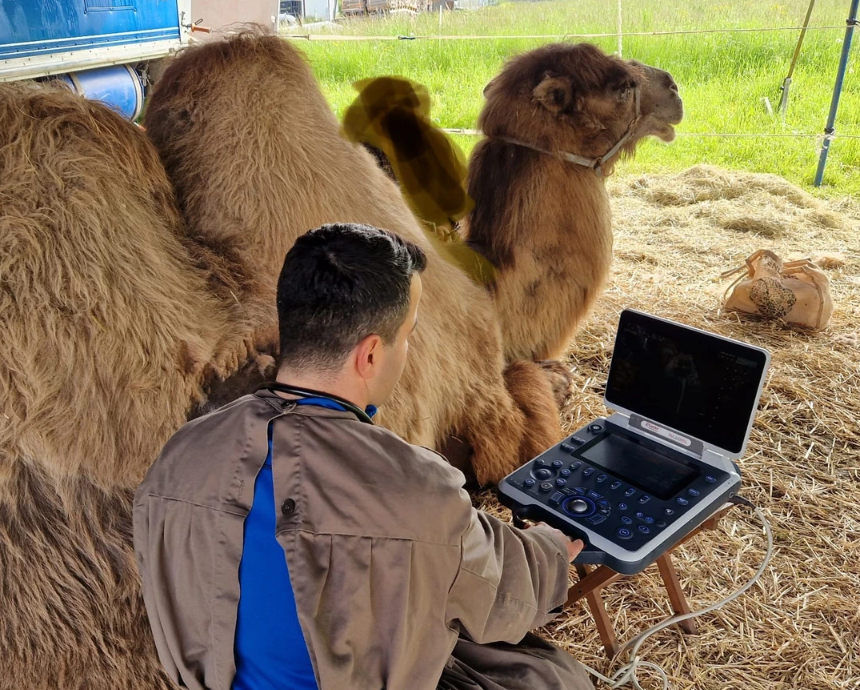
[134,223,593,690]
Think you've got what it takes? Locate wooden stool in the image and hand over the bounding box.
[566,505,734,657]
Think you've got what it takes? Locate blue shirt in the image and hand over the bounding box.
[232,397,376,690]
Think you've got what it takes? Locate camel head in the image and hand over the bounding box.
[479,43,683,170]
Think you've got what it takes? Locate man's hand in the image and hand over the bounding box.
[564,536,585,563]
[525,522,585,563]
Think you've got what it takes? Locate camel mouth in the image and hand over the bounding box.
[657,124,677,142]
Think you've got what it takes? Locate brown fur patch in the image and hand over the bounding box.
[0,82,208,689]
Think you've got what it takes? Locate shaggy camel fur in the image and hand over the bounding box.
[465,43,684,362]
[0,82,219,689]
[144,32,563,485]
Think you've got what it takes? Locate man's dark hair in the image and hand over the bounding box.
[276,223,427,373]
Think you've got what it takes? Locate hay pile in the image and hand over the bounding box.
[480,165,859,689]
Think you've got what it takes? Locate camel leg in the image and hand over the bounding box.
[457,359,563,486]
[504,359,565,462]
[537,359,574,408]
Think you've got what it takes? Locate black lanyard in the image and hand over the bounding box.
[255,382,375,425]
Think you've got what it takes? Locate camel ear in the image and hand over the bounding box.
[482,76,498,97]
[533,75,575,114]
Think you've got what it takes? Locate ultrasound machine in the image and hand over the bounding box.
[498,309,770,575]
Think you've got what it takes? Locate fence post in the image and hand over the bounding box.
[779,0,817,116]
[616,0,623,57]
[814,0,859,186]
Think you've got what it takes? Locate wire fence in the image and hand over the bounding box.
[284,2,859,182]
[441,130,860,139]
[282,24,849,41]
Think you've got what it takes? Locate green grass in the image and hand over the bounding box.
[288,0,860,196]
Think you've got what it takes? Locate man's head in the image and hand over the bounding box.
[276,223,426,407]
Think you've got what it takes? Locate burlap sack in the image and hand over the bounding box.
[722,249,834,329]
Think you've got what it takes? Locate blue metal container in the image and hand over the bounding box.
[0,1,184,83]
[0,1,180,61]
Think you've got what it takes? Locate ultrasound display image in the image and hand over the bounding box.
[606,312,768,453]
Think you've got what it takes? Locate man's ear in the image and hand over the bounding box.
[354,333,383,380]
[533,74,575,114]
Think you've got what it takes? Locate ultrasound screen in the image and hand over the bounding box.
[606,311,768,453]
[580,434,698,499]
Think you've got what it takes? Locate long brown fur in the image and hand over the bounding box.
[464,43,683,361]
[144,31,563,484]
[0,82,220,689]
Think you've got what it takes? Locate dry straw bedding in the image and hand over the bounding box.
[477,165,859,690]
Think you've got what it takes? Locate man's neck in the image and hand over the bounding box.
[275,368,369,410]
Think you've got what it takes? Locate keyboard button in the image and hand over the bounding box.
[569,436,586,446]
[571,462,582,471]
[635,511,645,519]
[539,482,553,493]
[534,458,549,468]
[560,469,572,477]
[656,520,667,528]
[705,475,717,483]
[621,516,633,525]
[598,499,611,508]
[555,478,567,487]
[638,495,651,504]
[588,423,604,434]
[587,491,603,501]
[582,468,594,477]
[596,474,608,483]
[524,478,536,488]
[549,491,565,506]
[688,488,700,497]
[624,488,636,497]
[588,514,607,525]
[573,486,586,495]
[552,459,564,468]
[534,468,553,481]
[616,527,633,539]
[676,497,689,506]
[610,481,622,490]
[560,443,575,453]
[664,508,675,516]
[638,525,651,534]
[618,503,628,510]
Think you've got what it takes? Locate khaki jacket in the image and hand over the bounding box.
[133,391,571,690]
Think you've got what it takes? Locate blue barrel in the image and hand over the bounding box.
[59,64,144,121]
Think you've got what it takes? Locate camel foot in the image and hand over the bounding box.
[537,359,573,408]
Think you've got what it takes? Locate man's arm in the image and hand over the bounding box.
[444,506,582,645]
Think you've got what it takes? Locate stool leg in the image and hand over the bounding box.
[575,564,622,657]
[655,553,698,634]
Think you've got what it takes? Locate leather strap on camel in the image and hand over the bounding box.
[495,87,641,177]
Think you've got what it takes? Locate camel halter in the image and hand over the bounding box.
[495,86,641,177]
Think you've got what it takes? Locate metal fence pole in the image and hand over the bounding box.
[616,0,623,57]
[814,0,859,186]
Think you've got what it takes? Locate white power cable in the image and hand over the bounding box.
[579,505,774,690]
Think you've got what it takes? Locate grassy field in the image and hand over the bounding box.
[287,0,860,196]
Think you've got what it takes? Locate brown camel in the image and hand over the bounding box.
[143,31,562,486]
[463,43,684,362]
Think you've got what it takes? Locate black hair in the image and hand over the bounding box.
[276,223,427,373]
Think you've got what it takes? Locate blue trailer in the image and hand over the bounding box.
[0,0,191,119]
